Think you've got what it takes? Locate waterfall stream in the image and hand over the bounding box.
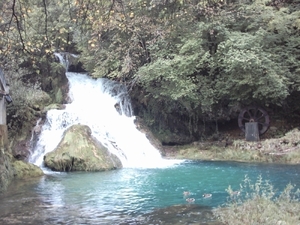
[29,72,180,169]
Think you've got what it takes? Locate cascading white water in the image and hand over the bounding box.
[29,72,180,169]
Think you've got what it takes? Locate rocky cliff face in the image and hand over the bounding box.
[0,152,13,193]
[44,124,122,171]
[0,61,69,193]
[0,151,44,193]
[130,87,217,145]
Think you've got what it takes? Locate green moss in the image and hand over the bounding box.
[12,160,44,179]
[44,124,122,171]
[0,153,14,193]
[55,88,63,104]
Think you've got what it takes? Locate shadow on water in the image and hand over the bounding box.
[133,204,222,225]
[0,160,299,224]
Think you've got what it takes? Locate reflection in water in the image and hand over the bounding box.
[36,176,66,208]
[0,161,299,224]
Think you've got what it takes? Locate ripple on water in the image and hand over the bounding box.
[0,161,300,224]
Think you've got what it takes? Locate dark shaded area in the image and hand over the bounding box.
[68,61,87,73]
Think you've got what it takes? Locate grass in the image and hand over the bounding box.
[163,129,300,164]
[162,128,300,224]
[213,175,300,225]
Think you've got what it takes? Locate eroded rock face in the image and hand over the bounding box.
[0,153,14,193]
[134,116,166,156]
[12,140,31,160]
[44,124,122,172]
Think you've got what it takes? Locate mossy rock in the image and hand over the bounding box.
[42,103,66,113]
[44,124,122,171]
[27,89,52,110]
[54,88,64,103]
[12,160,44,179]
[0,153,14,193]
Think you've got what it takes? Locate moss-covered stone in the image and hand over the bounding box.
[47,66,69,104]
[12,160,44,179]
[42,103,66,113]
[27,89,52,110]
[44,124,122,171]
[0,153,14,193]
[54,88,63,104]
[2,60,69,194]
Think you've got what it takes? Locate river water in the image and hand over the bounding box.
[1,70,299,224]
[0,161,300,224]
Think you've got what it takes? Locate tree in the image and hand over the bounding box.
[1,0,299,141]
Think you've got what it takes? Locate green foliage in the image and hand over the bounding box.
[214,28,291,104]
[2,0,300,140]
[214,175,300,224]
[133,0,300,124]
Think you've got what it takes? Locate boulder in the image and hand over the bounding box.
[12,160,44,179]
[44,124,122,171]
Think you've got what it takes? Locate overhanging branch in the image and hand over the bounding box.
[11,0,26,51]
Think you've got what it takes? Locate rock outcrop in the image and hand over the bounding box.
[0,59,69,193]
[12,160,44,179]
[0,152,43,192]
[44,124,122,171]
[0,153,13,193]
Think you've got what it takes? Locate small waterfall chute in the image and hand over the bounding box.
[54,52,78,72]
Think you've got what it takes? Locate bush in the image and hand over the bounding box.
[213,175,300,225]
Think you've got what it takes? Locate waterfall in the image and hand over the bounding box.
[54,52,78,72]
[29,72,180,169]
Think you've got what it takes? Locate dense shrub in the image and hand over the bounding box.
[213,175,300,225]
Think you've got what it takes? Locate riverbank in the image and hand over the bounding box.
[162,128,300,224]
[163,128,300,165]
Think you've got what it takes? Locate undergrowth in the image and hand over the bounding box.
[213,175,300,225]
[168,129,300,164]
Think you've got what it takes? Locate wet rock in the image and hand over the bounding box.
[28,90,52,111]
[55,52,87,73]
[12,140,31,160]
[44,124,122,172]
[68,61,86,73]
[0,153,14,193]
[42,103,66,113]
[12,160,44,179]
[134,116,166,155]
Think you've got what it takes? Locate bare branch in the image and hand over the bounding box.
[11,0,26,51]
[42,0,50,47]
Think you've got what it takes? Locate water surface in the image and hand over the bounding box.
[0,160,299,224]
